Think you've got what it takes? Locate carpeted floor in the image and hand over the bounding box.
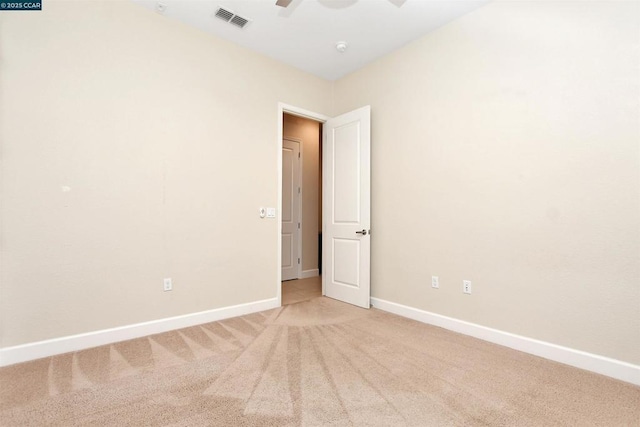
[282,276,322,306]
[1,297,638,426]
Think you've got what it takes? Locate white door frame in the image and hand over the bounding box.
[277,103,329,306]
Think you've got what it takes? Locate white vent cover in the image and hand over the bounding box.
[230,15,249,28]
[214,7,250,29]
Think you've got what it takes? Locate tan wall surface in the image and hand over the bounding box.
[283,114,322,273]
[333,1,640,364]
[2,0,639,369]
[0,0,332,347]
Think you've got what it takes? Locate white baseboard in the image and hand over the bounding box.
[0,297,280,367]
[370,297,640,386]
[300,269,320,279]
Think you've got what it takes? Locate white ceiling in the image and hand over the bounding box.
[131,0,490,81]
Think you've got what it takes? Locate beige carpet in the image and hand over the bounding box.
[1,297,638,426]
[282,276,322,305]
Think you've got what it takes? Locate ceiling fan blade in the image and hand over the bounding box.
[388,0,407,7]
[276,0,294,7]
[278,0,302,17]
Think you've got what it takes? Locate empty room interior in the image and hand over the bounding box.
[1,0,639,425]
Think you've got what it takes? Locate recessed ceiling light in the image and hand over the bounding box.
[335,41,348,53]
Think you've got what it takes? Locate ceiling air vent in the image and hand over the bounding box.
[214,7,250,29]
[230,15,249,28]
[214,7,234,22]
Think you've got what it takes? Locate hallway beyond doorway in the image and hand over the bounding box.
[282,276,321,305]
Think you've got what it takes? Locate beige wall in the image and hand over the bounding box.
[0,0,332,347]
[2,0,638,368]
[334,1,640,364]
[283,114,322,273]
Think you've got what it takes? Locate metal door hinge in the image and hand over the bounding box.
[298,258,300,264]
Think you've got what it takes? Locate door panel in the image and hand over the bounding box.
[282,139,300,281]
[282,148,293,222]
[323,106,371,308]
[282,234,293,268]
[333,238,360,287]
[333,122,361,223]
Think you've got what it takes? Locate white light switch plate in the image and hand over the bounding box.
[266,207,276,218]
[463,280,472,294]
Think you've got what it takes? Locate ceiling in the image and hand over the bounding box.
[131,0,490,81]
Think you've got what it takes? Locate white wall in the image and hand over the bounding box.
[334,1,640,365]
[0,0,332,347]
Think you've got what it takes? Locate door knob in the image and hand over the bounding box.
[356,229,367,235]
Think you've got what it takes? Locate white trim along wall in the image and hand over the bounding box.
[371,297,640,387]
[0,298,279,367]
[4,294,638,388]
[301,269,320,279]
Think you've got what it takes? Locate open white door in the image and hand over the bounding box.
[323,106,371,308]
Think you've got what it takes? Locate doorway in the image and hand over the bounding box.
[281,112,323,304]
[277,103,372,309]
